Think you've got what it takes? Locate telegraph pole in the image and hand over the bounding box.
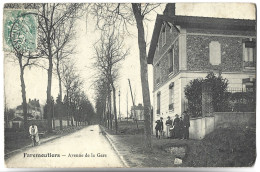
[128,79,138,128]
[126,90,128,122]
[118,90,121,122]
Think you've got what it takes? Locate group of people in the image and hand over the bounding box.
[155,111,190,140]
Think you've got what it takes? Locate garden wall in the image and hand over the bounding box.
[189,116,215,140]
[189,112,255,140]
[213,112,256,128]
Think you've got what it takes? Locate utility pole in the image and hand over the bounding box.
[52,100,55,130]
[118,90,121,122]
[128,79,138,128]
[126,90,128,123]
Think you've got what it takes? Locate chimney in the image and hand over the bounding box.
[163,3,176,17]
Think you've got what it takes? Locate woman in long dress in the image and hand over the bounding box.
[165,116,172,138]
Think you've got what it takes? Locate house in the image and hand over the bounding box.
[131,103,144,121]
[147,4,256,137]
[15,99,43,120]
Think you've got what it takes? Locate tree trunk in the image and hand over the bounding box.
[46,35,53,133]
[66,90,70,126]
[57,61,63,130]
[18,55,28,131]
[132,3,152,149]
[107,84,112,129]
[111,84,118,134]
[70,98,74,126]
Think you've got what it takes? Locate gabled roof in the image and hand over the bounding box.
[147,14,256,64]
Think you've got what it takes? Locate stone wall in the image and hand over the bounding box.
[154,22,179,63]
[153,22,180,89]
[186,35,244,72]
[213,112,256,128]
[53,120,69,129]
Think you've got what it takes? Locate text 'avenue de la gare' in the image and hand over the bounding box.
[23,153,108,158]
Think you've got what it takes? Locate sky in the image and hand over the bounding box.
[3,3,256,119]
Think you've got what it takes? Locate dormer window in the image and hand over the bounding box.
[161,23,166,46]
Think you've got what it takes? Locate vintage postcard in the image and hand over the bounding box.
[2,2,256,168]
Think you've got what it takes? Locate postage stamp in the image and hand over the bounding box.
[3,9,37,52]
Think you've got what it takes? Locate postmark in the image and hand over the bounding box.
[3,9,37,52]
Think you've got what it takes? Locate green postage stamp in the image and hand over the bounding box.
[3,9,37,52]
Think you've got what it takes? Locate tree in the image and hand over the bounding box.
[4,7,41,131]
[93,29,128,133]
[38,3,83,132]
[91,3,161,149]
[62,61,76,126]
[184,72,229,117]
[94,77,109,127]
[53,13,77,129]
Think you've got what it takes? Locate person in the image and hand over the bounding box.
[173,114,180,139]
[155,117,163,139]
[29,124,40,146]
[183,111,190,140]
[165,116,172,138]
[179,117,184,139]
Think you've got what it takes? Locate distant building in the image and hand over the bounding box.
[14,98,43,120]
[131,104,144,121]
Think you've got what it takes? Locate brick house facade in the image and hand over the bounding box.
[147,4,256,135]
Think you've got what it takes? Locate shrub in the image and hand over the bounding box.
[184,72,229,117]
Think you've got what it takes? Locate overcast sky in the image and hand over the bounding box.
[3,3,256,118]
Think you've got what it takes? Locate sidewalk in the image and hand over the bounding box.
[99,125,178,167]
[100,126,141,167]
[4,125,86,159]
[99,125,196,167]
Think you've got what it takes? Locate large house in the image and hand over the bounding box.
[15,99,43,120]
[147,4,256,136]
[131,103,144,121]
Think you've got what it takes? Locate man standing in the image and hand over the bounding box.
[183,111,190,140]
[155,117,164,139]
[179,117,184,139]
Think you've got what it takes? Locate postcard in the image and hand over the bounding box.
[3,2,256,168]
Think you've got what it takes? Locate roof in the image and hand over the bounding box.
[10,116,24,121]
[147,14,256,64]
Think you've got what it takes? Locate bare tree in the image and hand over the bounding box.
[4,7,41,131]
[91,3,161,148]
[53,15,77,130]
[61,60,82,126]
[38,3,83,132]
[93,29,129,133]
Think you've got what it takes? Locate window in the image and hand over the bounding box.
[161,24,166,46]
[243,38,256,69]
[169,23,173,33]
[168,48,174,74]
[169,82,174,111]
[209,41,221,65]
[156,63,160,85]
[157,92,161,114]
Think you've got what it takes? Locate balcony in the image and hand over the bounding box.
[169,103,174,111]
[244,61,256,70]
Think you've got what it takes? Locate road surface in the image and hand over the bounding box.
[5,125,124,168]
